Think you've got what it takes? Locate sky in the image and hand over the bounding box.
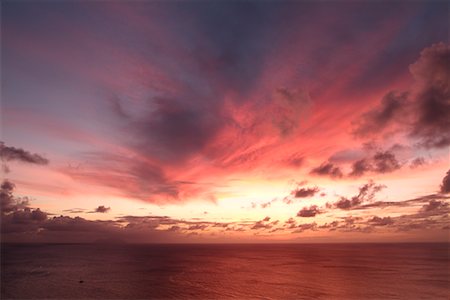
[1,1,449,243]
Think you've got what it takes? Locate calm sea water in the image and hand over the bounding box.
[1,243,448,299]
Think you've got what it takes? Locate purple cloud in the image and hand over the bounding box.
[297,205,322,217]
[310,162,343,179]
[0,142,49,165]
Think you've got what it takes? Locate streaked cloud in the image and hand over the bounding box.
[0,142,49,165]
[1,1,448,242]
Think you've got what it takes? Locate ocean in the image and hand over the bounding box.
[1,243,448,299]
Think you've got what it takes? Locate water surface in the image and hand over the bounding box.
[1,243,448,299]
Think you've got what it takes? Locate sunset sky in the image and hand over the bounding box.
[1,1,449,243]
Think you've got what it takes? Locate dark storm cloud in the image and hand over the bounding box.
[440,170,450,194]
[310,162,343,179]
[293,186,320,198]
[0,142,49,165]
[297,205,322,217]
[353,43,450,149]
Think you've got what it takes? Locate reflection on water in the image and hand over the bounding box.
[1,243,448,299]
